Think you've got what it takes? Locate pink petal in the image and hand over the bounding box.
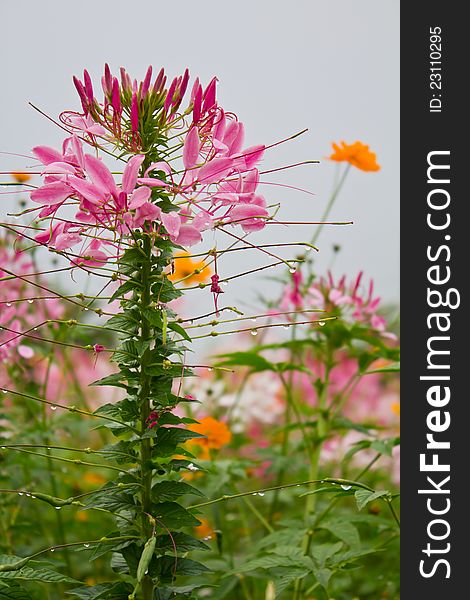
[242,169,259,193]
[31,182,71,205]
[133,202,161,227]
[192,84,202,124]
[122,154,145,193]
[71,135,85,169]
[18,345,35,359]
[42,162,76,175]
[55,232,82,251]
[128,186,151,209]
[35,222,62,245]
[183,127,200,170]
[136,177,169,187]
[229,122,245,155]
[197,157,234,184]
[175,224,202,247]
[73,249,108,267]
[192,211,214,231]
[243,145,265,169]
[213,109,226,142]
[202,77,217,113]
[32,146,63,165]
[84,154,116,194]
[230,203,269,232]
[68,176,105,204]
[161,212,181,238]
[144,161,172,178]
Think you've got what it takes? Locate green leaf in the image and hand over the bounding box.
[153,502,200,528]
[90,373,127,389]
[355,489,390,511]
[253,528,307,552]
[167,321,192,342]
[0,584,33,599]
[365,361,400,374]
[0,567,80,584]
[153,585,208,600]
[109,280,139,303]
[320,521,360,548]
[272,567,311,595]
[105,313,139,334]
[216,351,274,372]
[97,441,137,464]
[83,489,136,513]
[310,542,343,567]
[313,567,332,590]
[152,481,204,501]
[370,437,400,457]
[67,582,133,599]
[86,534,135,562]
[152,556,210,582]
[153,583,207,600]
[234,554,311,574]
[147,427,204,455]
[154,532,209,553]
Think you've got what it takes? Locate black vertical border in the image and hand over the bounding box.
[401,3,467,596]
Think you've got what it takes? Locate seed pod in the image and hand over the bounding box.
[136,535,156,583]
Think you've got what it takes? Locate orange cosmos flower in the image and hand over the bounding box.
[189,416,232,458]
[329,140,380,172]
[10,172,32,183]
[194,517,215,539]
[169,252,212,286]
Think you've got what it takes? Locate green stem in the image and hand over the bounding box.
[310,164,351,246]
[139,234,155,600]
[294,353,332,600]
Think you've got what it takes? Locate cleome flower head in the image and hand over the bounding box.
[29,65,271,266]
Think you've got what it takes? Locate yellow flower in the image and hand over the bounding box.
[188,417,232,459]
[10,172,32,183]
[168,252,212,286]
[329,140,380,172]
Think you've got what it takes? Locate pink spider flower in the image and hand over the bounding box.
[0,235,64,362]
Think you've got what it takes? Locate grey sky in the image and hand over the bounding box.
[1,0,399,313]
